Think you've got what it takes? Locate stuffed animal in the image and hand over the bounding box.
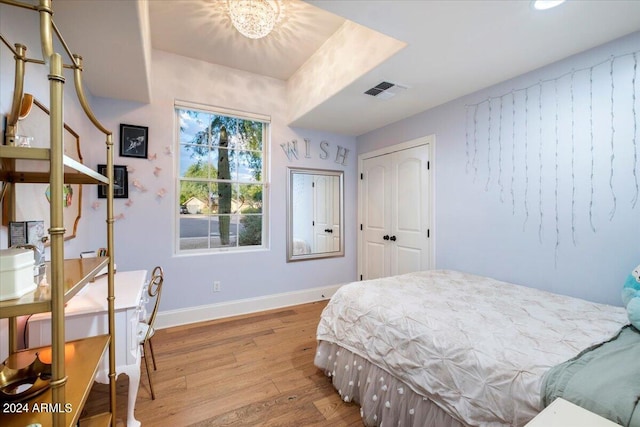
[622,264,640,329]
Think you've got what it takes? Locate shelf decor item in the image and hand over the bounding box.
[8,220,45,249]
[14,135,33,147]
[0,353,51,402]
[0,248,37,301]
[120,124,148,158]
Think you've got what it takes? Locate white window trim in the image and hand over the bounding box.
[173,100,270,255]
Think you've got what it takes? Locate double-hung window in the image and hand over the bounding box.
[176,102,268,253]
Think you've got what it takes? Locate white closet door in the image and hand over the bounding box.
[362,154,392,280]
[360,143,431,280]
[390,145,430,275]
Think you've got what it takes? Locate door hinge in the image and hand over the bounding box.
[427,229,430,238]
[360,224,363,231]
[360,275,363,280]
[427,161,430,170]
[360,173,364,180]
[312,221,315,226]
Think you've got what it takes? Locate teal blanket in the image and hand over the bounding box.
[542,325,640,427]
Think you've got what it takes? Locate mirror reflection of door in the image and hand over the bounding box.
[287,168,344,262]
[313,175,340,253]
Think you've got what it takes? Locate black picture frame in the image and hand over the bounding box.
[98,164,129,199]
[119,124,148,158]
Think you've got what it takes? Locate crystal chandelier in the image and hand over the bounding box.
[227,0,281,40]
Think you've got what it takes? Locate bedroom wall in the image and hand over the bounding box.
[81,50,358,319]
[0,5,358,328]
[357,31,640,306]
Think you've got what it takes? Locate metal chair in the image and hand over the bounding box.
[138,266,163,400]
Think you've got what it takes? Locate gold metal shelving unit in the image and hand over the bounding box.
[0,0,116,426]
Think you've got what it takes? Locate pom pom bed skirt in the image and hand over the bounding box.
[315,340,467,427]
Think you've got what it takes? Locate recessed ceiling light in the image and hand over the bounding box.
[532,0,566,10]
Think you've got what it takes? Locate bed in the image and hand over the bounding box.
[315,270,638,427]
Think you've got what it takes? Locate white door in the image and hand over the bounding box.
[362,154,392,279]
[391,145,430,276]
[360,142,431,280]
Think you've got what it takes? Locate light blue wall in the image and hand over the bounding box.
[83,50,358,311]
[358,32,640,305]
[0,5,358,314]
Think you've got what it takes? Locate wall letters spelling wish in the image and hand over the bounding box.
[280,139,349,166]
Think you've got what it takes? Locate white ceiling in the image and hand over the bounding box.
[51,0,640,137]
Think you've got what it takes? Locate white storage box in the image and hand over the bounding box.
[0,248,37,301]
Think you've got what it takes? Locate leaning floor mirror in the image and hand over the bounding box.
[287,168,344,262]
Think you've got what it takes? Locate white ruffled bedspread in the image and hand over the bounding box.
[316,270,629,426]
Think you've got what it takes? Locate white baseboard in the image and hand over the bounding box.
[155,283,342,330]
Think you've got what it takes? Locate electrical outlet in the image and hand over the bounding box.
[213,281,221,292]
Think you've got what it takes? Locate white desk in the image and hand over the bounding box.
[28,270,148,427]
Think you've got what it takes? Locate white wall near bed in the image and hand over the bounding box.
[357,31,640,306]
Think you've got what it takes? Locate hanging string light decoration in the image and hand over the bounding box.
[589,67,596,232]
[554,79,560,264]
[570,70,577,245]
[473,105,479,182]
[465,104,473,174]
[511,91,517,215]
[523,87,530,230]
[498,95,505,202]
[486,98,493,191]
[464,49,640,264]
[609,56,617,220]
[633,52,639,207]
[538,81,544,244]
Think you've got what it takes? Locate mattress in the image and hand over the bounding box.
[316,270,629,426]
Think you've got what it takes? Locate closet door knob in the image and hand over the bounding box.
[390,235,397,241]
[324,228,333,233]
[383,235,390,240]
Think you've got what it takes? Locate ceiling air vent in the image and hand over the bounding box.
[364,81,408,100]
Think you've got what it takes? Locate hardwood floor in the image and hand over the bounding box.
[83,300,363,426]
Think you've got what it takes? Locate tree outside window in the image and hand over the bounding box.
[177,106,267,252]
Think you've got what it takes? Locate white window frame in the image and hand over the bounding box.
[174,100,270,255]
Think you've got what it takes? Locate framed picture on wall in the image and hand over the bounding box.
[97,164,129,199]
[119,124,148,158]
